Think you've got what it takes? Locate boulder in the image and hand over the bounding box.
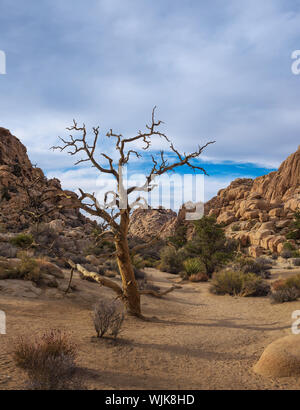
[248,246,264,258]
[253,335,300,378]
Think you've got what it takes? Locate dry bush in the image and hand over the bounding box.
[13,330,83,390]
[235,256,272,279]
[293,258,300,267]
[93,300,124,339]
[189,272,209,282]
[210,270,270,297]
[270,287,299,304]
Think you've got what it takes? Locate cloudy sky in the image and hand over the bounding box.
[0,0,299,209]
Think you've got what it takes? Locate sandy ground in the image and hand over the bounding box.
[1,265,300,390]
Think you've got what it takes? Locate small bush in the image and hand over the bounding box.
[233,256,272,278]
[283,241,295,251]
[189,272,209,282]
[210,270,270,297]
[13,330,81,390]
[93,300,124,339]
[10,233,33,249]
[270,287,299,304]
[158,246,186,274]
[183,258,204,277]
[131,254,145,270]
[293,258,300,267]
[281,250,292,259]
[231,224,241,232]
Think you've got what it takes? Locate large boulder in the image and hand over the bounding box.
[253,335,300,377]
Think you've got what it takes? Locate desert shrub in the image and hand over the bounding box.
[231,224,241,232]
[283,241,295,251]
[10,233,33,249]
[93,300,124,339]
[293,258,300,267]
[13,330,81,390]
[18,255,41,283]
[270,287,299,304]
[241,278,271,297]
[0,253,41,283]
[189,272,209,282]
[143,257,157,268]
[131,254,145,270]
[167,224,188,249]
[285,274,300,290]
[158,246,187,274]
[183,258,204,277]
[271,253,278,260]
[286,211,300,240]
[186,216,237,277]
[210,270,270,297]
[281,250,293,259]
[233,256,272,278]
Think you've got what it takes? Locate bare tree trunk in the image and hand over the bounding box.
[115,213,141,317]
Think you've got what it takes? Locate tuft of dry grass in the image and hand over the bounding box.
[13,329,83,390]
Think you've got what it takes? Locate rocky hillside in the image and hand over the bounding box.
[130,146,300,256]
[0,128,99,261]
[0,127,87,231]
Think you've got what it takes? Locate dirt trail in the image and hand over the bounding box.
[1,267,300,390]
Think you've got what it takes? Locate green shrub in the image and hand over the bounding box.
[231,224,241,232]
[233,256,272,278]
[283,242,295,251]
[167,224,188,249]
[210,270,270,297]
[158,246,186,274]
[131,254,145,270]
[286,211,300,240]
[183,258,204,277]
[0,253,41,283]
[10,233,33,249]
[186,216,237,277]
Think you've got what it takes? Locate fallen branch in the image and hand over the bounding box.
[68,260,123,298]
[67,259,181,300]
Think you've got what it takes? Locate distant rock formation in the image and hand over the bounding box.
[130,146,300,255]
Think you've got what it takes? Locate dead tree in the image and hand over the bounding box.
[52,108,214,318]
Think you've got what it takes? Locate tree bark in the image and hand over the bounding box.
[115,212,141,317]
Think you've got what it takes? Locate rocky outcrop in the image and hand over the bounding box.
[0,127,89,231]
[204,146,300,255]
[129,208,177,241]
[130,145,300,255]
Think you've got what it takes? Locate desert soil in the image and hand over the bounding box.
[1,265,300,390]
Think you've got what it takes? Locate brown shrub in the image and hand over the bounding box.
[189,273,209,282]
[13,329,82,390]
